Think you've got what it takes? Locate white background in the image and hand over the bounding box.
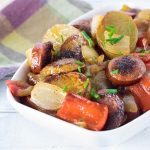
[1,0,150,149]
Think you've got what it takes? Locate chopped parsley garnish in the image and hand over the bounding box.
[63,85,68,92]
[90,88,100,100]
[75,60,84,66]
[105,25,124,45]
[76,60,84,73]
[83,78,90,89]
[60,35,64,42]
[107,89,118,94]
[81,31,93,47]
[106,34,124,45]
[105,25,116,38]
[111,69,119,75]
[77,66,82,73]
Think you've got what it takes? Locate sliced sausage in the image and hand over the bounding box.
[97,94,124,130]
[106,55,146,86]
[31,42,53,74]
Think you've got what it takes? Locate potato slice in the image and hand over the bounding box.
[31,82,66,111]
[40,58,84,77]
[81,45,99,64]
[28,72,45,85]
[96,11,138,58]
[60,35,83,60]
[43,24,80,54]
[60,34,99,64]
[137,9,150,21]
[91,15,103,40]
[46,72,90,96]
[103,31,130,58]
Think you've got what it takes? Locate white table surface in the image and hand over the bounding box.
[1,0,150,149]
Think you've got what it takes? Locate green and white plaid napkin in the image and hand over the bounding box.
[0,0,92,79]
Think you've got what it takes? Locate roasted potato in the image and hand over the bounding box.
[27,72,45,85]
[21,96,56,115]
[81,45,99,64]
[91,15,103,41]
[60,35,83,60]
[96,11,138,58]
[60,34,99,64]
[45,72,91,96]
[31,82,66,111]
[26,42,53,74]
[103,31,130,58]
[106,55,146,86]
[134,18,149,36]
[98,94,124,130]
[137,9,150,22]
[43,24,80,55]
[40,58,85,77]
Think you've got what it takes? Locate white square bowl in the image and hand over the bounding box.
[7,0,150,146]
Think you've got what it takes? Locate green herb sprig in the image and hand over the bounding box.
[83,78,90,89]
[90,88,100,100]
[63,85,68,92]
[106,89,118,94]
[77,66,82,73]
[75,60,84,66]
[111,69,119,75]
[106,34,124,45]
[81,31,93,47]
[75,60,84,73]
[105,25,124,45]
[105,25,116,38]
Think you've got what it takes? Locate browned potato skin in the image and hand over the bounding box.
[123,92,140,122]
[45,72,91,97]
[106,55,146,86]
[31,42,53,74]
[27,72,44,85]
[40,58,85,77]
[60,35,84,60]
[72,19,92,36]
[98,94,124,130]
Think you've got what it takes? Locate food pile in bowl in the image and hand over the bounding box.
[6,5,150,131]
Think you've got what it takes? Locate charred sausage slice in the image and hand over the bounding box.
[31,42,53,74]
[98,94,124,130]
[106,55,146,86]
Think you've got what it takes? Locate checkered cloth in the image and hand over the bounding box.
[0,0,92,79]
